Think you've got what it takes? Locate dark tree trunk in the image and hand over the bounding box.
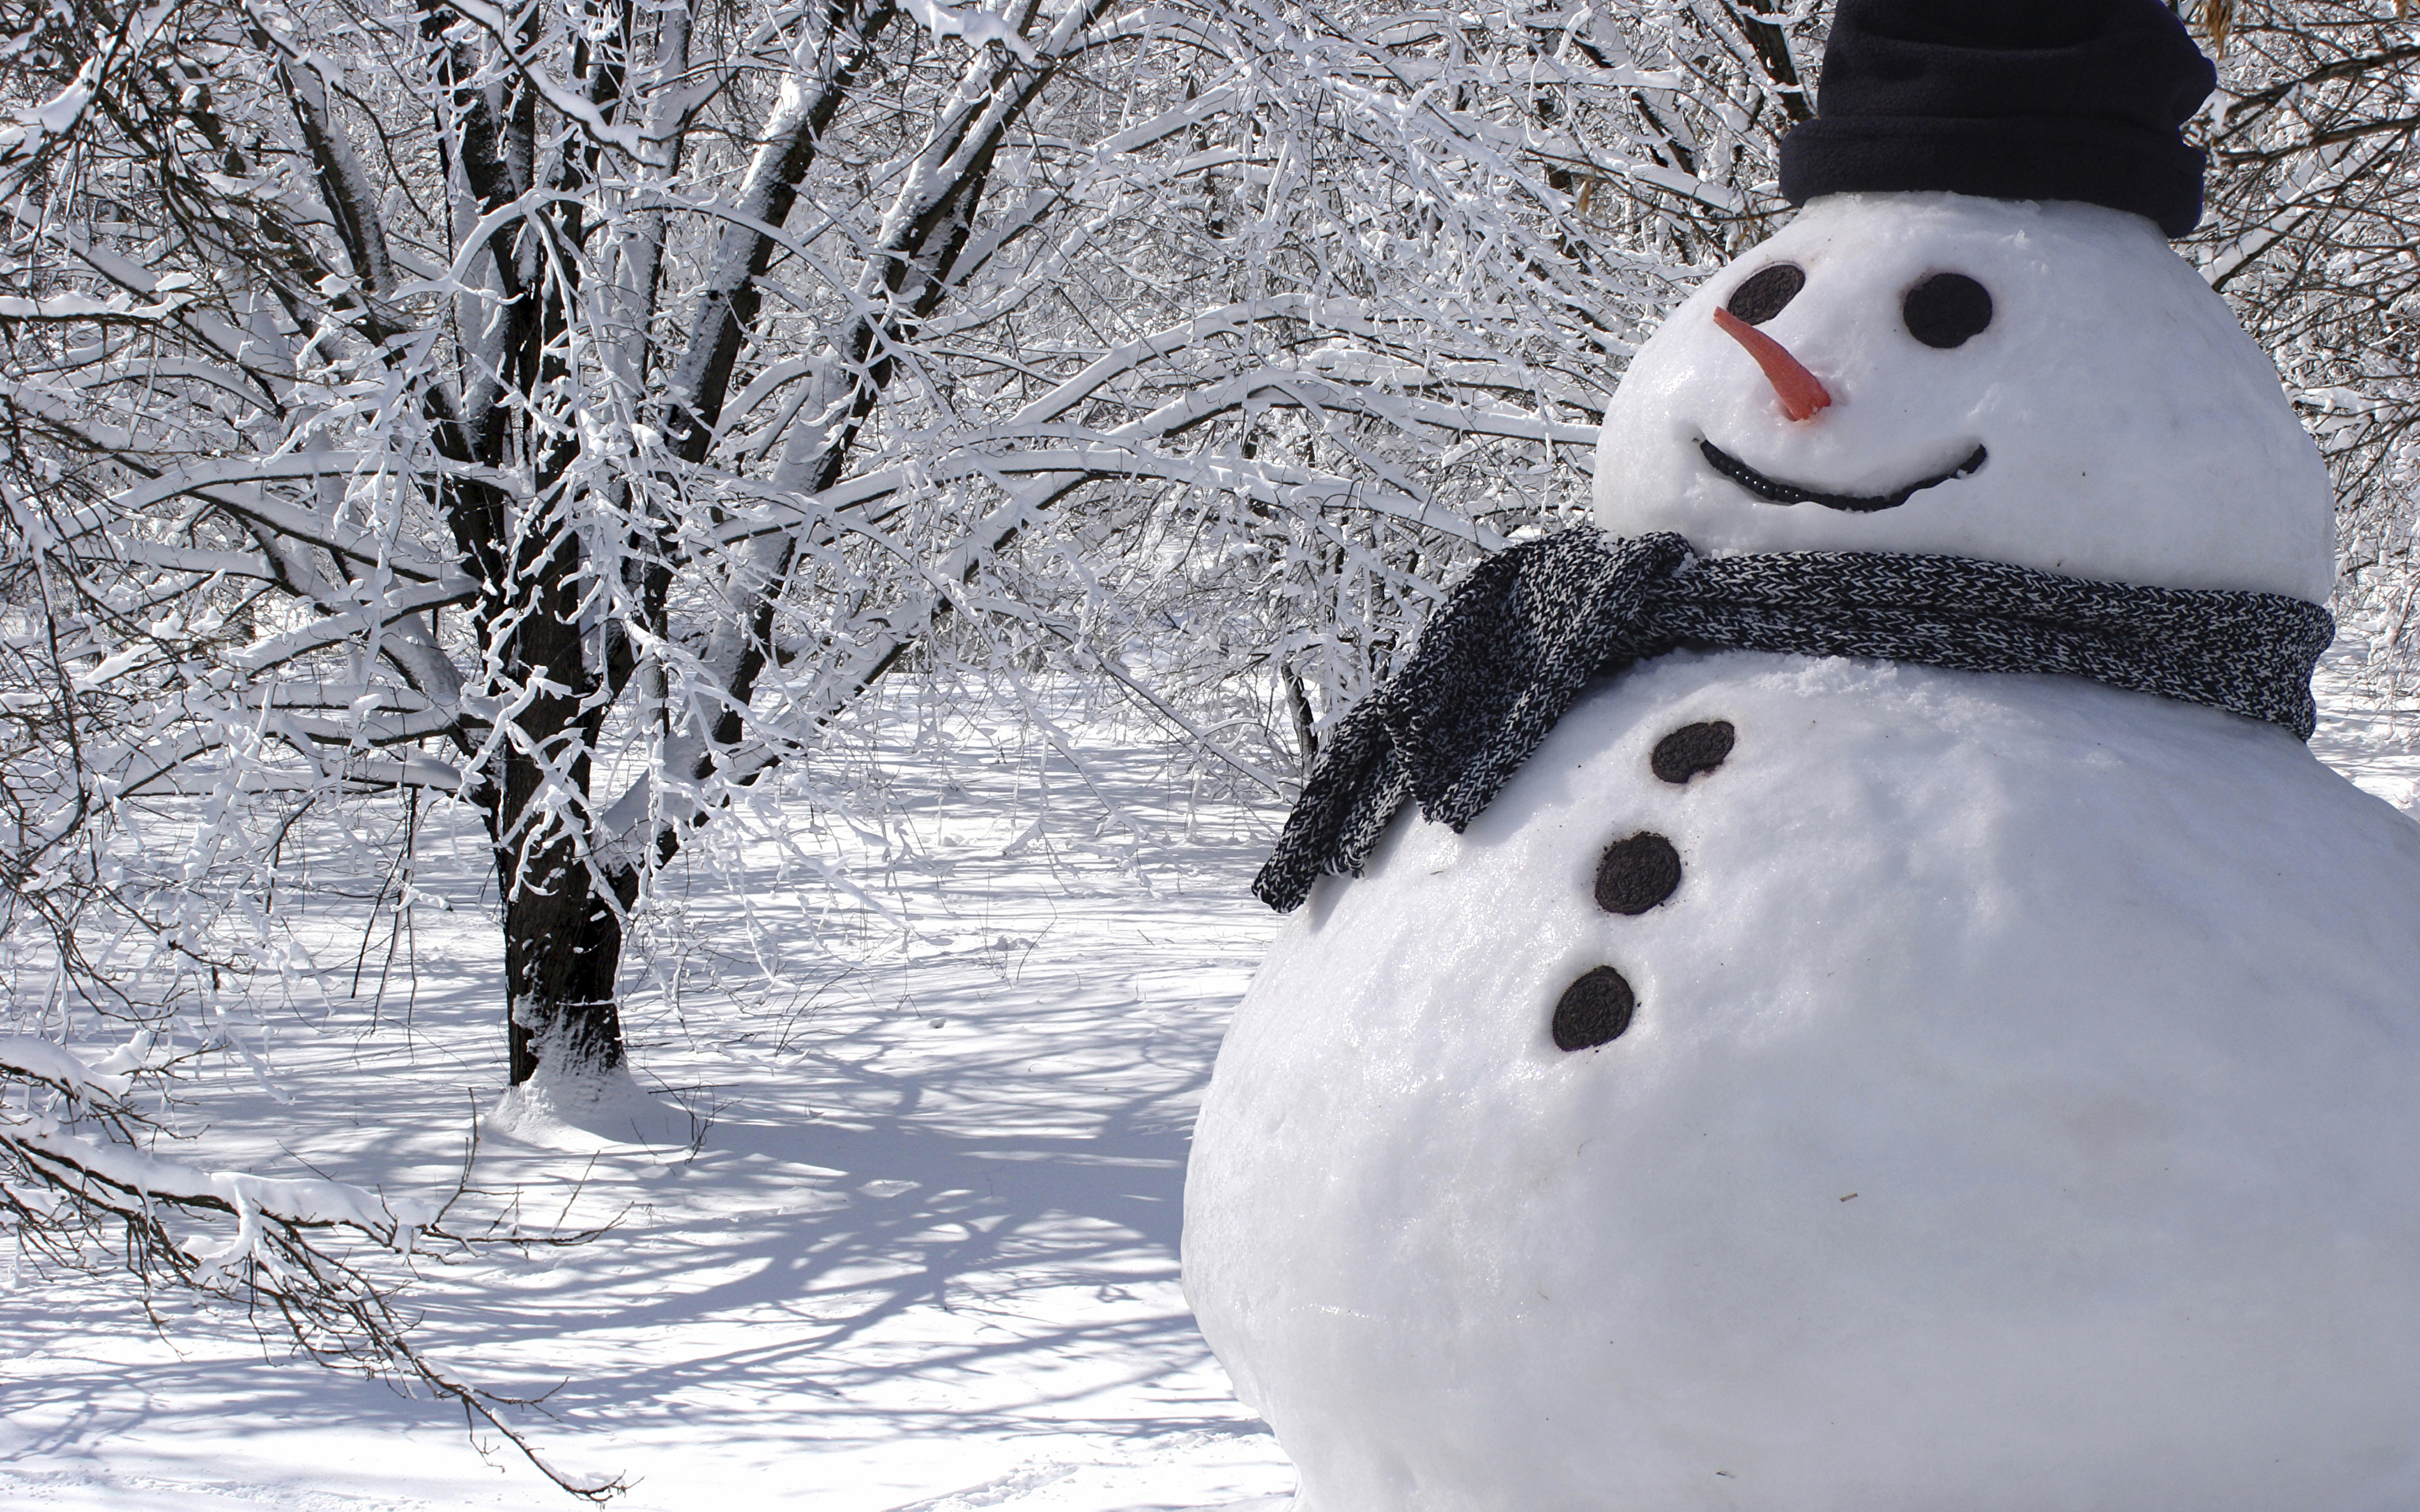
[502,864,632,1084]
[487,521,629,1084]
[458,5,1065,1086]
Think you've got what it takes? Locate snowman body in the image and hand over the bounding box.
[1186,652,2420,1510]
[1183,194,2420,1507]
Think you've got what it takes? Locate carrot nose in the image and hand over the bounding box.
[1713,307,1833,422]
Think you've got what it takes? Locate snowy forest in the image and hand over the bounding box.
[3,0,2420,1504]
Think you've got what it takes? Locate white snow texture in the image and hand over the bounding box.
[1593,193,2335,601]
[1187,655,2420,1511]
[1185,192,2420,1510]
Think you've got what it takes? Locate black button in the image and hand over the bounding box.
[1595,832,1681,915]
[1553,967,1635,1051]
[1651,721,1734,784]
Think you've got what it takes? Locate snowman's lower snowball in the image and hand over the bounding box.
[1185,652,2420,1512]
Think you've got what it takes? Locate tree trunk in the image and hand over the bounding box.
[503,869,631,1084]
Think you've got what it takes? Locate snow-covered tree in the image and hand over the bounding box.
[0,0,1825,1438]
[0,0,1819,1095]
[2191,0,2420,675]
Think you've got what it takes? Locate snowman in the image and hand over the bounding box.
[1183,2,2420,1509]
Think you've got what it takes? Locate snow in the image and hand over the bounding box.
[2,654,2417,1510]
[0,704,1296,1512]
[0,1035,134,1099]
[900,0,1039,61]
[483,1063,705,1153]
[1188,648,2420,1512]
[1596,193,2337,602]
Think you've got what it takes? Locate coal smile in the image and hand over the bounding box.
[1697,438,1988,514]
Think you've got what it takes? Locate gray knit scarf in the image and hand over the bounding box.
[1253,530,2335,913]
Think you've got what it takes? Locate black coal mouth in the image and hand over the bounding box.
[1698,438,1988,514]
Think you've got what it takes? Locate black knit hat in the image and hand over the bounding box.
[1776,0,2218,238]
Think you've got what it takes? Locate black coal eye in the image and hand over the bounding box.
[1902,273,1992,349]
[1725,263,1805,326]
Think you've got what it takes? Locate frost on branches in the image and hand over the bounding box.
[0,0,1823,1462]
[2191,0,2420,694]
[0,0,1814,1088]
[0,1031,627,1499]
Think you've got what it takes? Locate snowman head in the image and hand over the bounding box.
[1593,0,2335,604]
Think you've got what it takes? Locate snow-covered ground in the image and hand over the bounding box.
[7,651,2420,1512]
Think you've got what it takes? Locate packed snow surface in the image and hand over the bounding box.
[5,660,2420,1511]
[1595,193,2335,601]
[1186,652,2420,1512]
[0,701,1295,1512]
